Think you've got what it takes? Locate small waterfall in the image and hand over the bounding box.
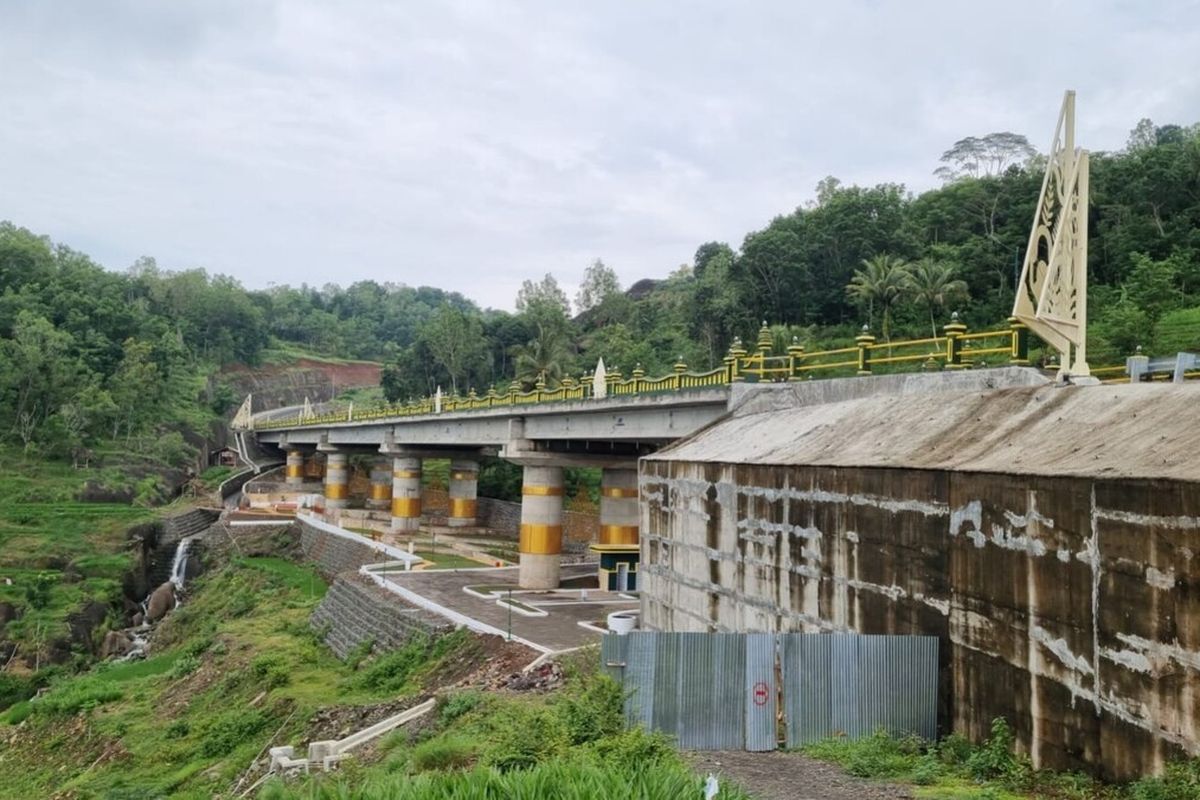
[117,536,195,662]
[169,536,195,589]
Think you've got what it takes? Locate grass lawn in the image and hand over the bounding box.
[414,550,487,570]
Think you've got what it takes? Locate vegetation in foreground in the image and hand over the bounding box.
[256,661,748,800]
[1,550,460,798]
[802,719,1200,800]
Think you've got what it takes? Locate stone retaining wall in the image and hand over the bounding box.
[475,497,598,544]
[310,573,450,659]
[298,517,396,579]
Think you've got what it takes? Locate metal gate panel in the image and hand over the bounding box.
[626,631,659,729]
[606,631,937,751]
[781,632,832,747]
[744,633,778,751]
[676,632,744,749]
[830,634,862,738]
[783,633,938,748]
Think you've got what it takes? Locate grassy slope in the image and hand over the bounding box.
[1,554,401,797]
[258,340,381,368]
[0,447,162,658]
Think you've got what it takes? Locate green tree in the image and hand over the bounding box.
[575,259,621,314]
[905,259,969,338]
[513,323,572,387]
[846,255,911,340]
[420,307,486,395]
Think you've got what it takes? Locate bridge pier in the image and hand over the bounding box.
[593,468,640,591]
[447,459,478,528]
[322,450,349,510]
[518,465,563,589]
[284,446,305,487]
[390,456,422,532]
[367,458,392,510]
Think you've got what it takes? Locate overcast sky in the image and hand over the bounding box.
[2,1,1199,310]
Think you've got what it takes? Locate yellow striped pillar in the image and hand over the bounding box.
[447,459,478,528]
[391,457,422,532]
[600,468,639,546]
[367,458,392,510]
[323,451,349,510]
[519,465,564,589]
[284,448,304,487]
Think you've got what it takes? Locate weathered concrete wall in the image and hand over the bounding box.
[641,383,1200,780]
[310,573,450,659]
[640,461,1200,780]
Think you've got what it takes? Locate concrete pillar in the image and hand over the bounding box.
[367,458,392,510]
[447,459,478,528]
[323,451,349,509]
[519,465,563,589]
[391,457,422,531]
[599,468,639,547]
[284,448,305,487]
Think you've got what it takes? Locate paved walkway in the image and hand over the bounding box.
[370,563,637,652]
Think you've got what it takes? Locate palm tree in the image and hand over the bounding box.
[905,259,969,338]
[512,323,572,387]
[846,255,911,341]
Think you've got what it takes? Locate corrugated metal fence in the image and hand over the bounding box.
[602,632,937,752]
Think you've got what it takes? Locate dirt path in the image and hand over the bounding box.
[688,751,914,800]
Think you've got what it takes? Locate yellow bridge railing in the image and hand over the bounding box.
[251,316,1035,430]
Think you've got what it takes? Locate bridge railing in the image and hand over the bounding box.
[245,315,1075,431]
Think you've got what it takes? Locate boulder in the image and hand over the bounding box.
[101,630,133,659]
[131,612,145,627]
[145,582,176,622]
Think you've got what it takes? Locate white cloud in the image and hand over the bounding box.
[1,0,1198,309]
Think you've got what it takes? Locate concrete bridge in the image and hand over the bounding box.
[249,386,733,589]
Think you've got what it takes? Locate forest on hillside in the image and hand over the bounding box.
[1,116,1198,462]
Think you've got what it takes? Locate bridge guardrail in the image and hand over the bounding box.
[247,316,1191,431]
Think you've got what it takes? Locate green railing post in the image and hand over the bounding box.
[787,336,805,381]
[632,363,645,394]
[855,325,875,375]
[944,312,968,369]
[674,356,687,390]
[535,372,547,402]
[1008,316,1029,364]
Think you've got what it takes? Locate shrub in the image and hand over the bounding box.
[588,727,675,766]
[251,654,291,688]
[0,673,35,712]
[557,674,624,745]
[437,691,482,726]
[936,732,973,765]
[345,637,375,671]
[966,717,1029,787]
[168,654,200,680]
[165,719,190,739]
[483,703,569,771]
[199,709,268,757]
[1129,758,1200,800]
[23,572,56,609]
[410,735,476,772]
